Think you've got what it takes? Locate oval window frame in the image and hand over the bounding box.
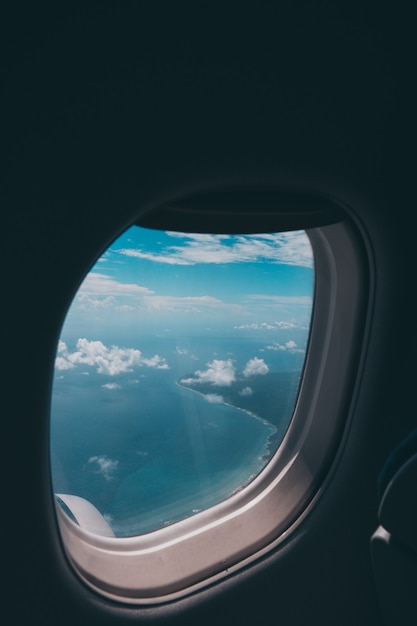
[52,191,370,604]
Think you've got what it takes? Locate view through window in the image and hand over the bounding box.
[50,226,314,537]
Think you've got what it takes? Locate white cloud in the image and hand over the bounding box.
[180,359,236,387]
[55,341,76,370]
[87,455,118,480]
[67,339,141,375]
[73,273,154,311]
[234,320,297,331]
[235,322,276,330]
[141,354,170,369]
[243,357,269,377]
[285,340,297,350]
[55,356,76,371]
[204,393,224,404]
[266,343,286,351]
[76,294,116,309]
[145,294,223,314]
[245,295,313,306]
[55,338,169,375]
[266,340,305,353]
[181,357,270,386]
[275,321,297,329]
[117,248,191,265]
[75,279,231,315]
[78,272,153,297]
[102,383,121,390]
[117,230,313,268]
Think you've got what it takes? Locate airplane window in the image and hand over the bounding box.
[50,226,314,538]
[50,209,367,603]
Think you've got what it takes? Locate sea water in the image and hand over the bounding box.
[50,335,302,537]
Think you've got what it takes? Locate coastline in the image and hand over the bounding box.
[176,379,276,427]
[176,379,279,464]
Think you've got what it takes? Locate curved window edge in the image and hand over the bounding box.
[53,214,370,605]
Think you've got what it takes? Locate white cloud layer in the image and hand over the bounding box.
[74,278,231,315]
[144,294,223,314]
[79,272,153,297]
[55,338,169,375]
[118,230,313,268]
[235,322,276,330]
[244,295,313,306]
[235,320,297,330]
[73,273,154,311]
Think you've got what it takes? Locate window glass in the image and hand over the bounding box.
[51,227,314,537]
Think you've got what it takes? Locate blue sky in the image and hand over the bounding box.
[59,226,314,340]
[55,226,314,380]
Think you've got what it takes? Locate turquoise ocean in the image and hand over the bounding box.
[50,335,303,537]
